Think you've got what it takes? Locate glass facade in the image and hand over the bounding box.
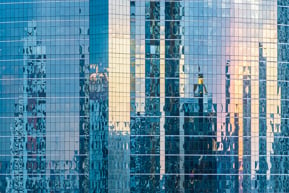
[0,0,287,193]
[0,1,89,192]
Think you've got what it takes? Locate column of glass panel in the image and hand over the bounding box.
[164,1,183,192]
[131,1,161,192]
[42,1,88,192]
[89,0,109,192]
[0,1,30,191]
[272,1,289,192]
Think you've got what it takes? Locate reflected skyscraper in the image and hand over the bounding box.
[257,42,268,192]
[182,73,217,192]
[218,60,239,192]
[0,1,90,192]
[7,22,47,192]
[271,0,289,192]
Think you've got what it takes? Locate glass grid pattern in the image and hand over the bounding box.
[0,0,287,193]
[0,0,89,192]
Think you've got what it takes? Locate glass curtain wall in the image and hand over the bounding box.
[0,0,287,193]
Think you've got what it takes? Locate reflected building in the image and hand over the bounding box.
[182,73,217,192]
[79,27,90,193]
[89,64,109,192]
[271,0,289,192]
[257,43,269,192]
[242,61,252,192]
[0,1,90,192]
[218,60,239,193]
[7,22,47,192]
[130,1,162,192]
[48,152,79,192]
[89,63,130,193]
[163,1,184,192]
